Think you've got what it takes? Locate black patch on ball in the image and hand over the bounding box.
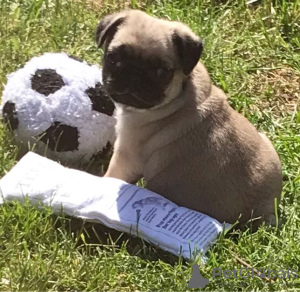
[31,69,65,96]
[2,101,19,130]
[39,122,79,152]
[85,83,115,116]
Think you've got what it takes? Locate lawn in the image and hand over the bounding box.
[0,0,299,290]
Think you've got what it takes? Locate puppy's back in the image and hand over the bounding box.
[144,64,282,227]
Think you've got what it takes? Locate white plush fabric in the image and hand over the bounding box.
[1,52,116,164]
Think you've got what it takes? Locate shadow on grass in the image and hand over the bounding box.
[54,214,182,265]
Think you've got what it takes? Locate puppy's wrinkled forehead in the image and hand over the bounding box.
[96,9,203,76]
[110,12,176,61]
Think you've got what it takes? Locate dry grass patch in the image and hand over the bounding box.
[249,67,299,115]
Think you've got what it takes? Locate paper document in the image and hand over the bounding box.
[0,152,228,260]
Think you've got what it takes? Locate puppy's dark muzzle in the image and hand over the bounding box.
[108,91,159,109]
[103,59,165,109]
[103,77,162,109]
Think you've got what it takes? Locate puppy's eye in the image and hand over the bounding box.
[157,67,169,77]
[106,52,121,65]
[157,67,174,83]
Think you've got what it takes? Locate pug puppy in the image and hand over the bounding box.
[96,10,282,228]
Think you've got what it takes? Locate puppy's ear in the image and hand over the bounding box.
[96,14,126,48]
[172,31,203,75]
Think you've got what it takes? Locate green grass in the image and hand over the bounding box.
[0,0,300,290]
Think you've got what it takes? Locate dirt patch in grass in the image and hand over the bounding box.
[249,67,299,115]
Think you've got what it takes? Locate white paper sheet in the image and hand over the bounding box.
[0,152,228,260]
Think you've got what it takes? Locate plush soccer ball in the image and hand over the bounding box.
[0,53,116,166]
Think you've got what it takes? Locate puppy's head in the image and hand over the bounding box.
[96,10,203,109]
